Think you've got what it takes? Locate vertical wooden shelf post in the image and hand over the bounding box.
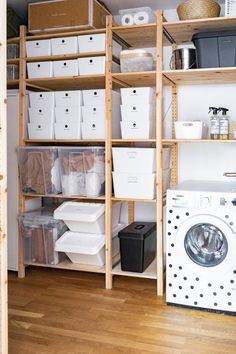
[18,25,27,278]
[156,10,164,296]
[105,15,113,289]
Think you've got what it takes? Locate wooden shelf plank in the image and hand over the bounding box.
[7,79,19,88]
[112,71,156,87]
[7,58,19,65]
[163,139,236,144]
[26,261,105,274]
[26,75,105,90]
[111,197,157,203]
[24,193,105,200]
[163,67,236,85]
[24,139,105,144]
[112,259,157,279]
[7,37,20,44]
[26,28,106,41]
[112,139,156,143]
[112,23,156,48]
[164,16,236,45]
[26,51,106,62]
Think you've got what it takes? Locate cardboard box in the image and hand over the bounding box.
[28,0,110,33]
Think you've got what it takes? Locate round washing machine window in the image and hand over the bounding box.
[184,223,228,267]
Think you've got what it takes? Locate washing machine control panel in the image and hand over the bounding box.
[200,196,211,208]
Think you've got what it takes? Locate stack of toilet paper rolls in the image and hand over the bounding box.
[119,7,156,26]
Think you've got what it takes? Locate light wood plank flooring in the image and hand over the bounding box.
[8,268,236,354]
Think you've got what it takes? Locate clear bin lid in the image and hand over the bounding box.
[120,49,153,58]
[54,202,105,222]
[18,207,64,227]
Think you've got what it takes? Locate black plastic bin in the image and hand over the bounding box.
[118,222,156,273]
[193,30,236,68]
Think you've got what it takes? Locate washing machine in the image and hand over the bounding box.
[166,180,236,314]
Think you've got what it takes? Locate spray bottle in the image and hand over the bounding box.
[219,107,229,140]
[209,107,220,140]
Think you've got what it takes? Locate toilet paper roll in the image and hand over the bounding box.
[121,14,134,26]
[134,11,150,25]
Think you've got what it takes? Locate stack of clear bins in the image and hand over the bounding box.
[58,146,105,197]
[18,207,68,265]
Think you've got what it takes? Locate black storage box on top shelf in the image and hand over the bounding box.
[192,30,236,68]
[118,222,156,273]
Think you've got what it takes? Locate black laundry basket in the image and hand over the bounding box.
[193,30,236,68]
[118,222,156,273]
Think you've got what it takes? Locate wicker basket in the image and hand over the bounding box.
[177,0,221,20]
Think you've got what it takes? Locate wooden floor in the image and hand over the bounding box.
[8,268,236,354]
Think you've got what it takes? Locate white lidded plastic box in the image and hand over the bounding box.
[82,89,105,106]
[120,104,155,121]
[27,61,53,79]
[112,172,156,199]
[26,39,51,57]
[55,224,124,266]
[29,91,55,109]
[51,36,78,55]
[121,87,155,105]
[28,121,54,140]
[55,121,81,140]
[54,202,122,234]
[53,59,78,77]
[28,107,55,124]
[112,148,156,173]
[120,49,154,73]
[174,121,207,139]
[55,105,82,123]
[121,119,155,139]
[54,90,82,106]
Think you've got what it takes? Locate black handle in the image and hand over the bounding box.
[134,225,145,230]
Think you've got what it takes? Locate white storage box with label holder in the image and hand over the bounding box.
[113,172,156,199]
[82,89,105,105]
[27,61,53,79]
[121,87,155,104]
[82,105,105,123]
[121,104,155,121]
[51,36,78,55]
[55,224,123,266]
[26,39,51,57]
[78,56,120,75]
[55,90,82,106]
[55,105,82,123]
[28,107,55,124]
[121,119,155,139]
[54,202,122,233]
[29,92,55,109]
[53,59,78,77]
[28,121,54,140]
[55,121,81,140]
[78,33,121,57]
[81,120,105,139]
[112,148,156,173]
[174,121,207,139]
[120,49,154,72]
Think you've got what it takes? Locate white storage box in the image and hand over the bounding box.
[82,89,105,106]
[112,148,156,173]
[55,224,123,266]
[51,36,78,55]
[27,61,53,79]
[113,172,156,199]
[174,121,207,139]
[54,90,82,106]
[121,119,155,139]
[28,122,54,140]
[78,56,105,75]
[120,49,154,73]
[82,105,106,123]
[81,120,105,139]
[26,39,51,57]
[78,33,121,57]
[29,92,55,109]
[121,87,155,105]
[53,59,78,77]
[54,202,122,234]
[121,104,155,121]
[55,121,81,140]
[55,106,82,123]
[28,107,54,124]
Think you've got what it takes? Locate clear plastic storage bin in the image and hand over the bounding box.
[115,7,155,26]
[7,64,19,80]
[120,49,154,72]
[58,147,105,197]
[18,147,62,195]
[7,43,19,59]
[18,207,67,265]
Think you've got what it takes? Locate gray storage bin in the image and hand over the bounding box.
[7,64,19,80]
[193,30,236,68]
